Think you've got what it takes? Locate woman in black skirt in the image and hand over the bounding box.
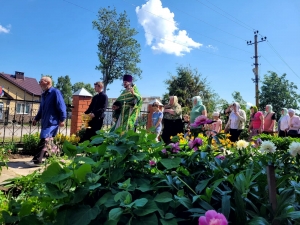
[161,96,183,145]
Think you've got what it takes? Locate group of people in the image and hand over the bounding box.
[29,74,300,165]
[152,96,300,145]
[29,74,142,165]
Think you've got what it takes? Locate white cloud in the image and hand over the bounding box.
[136,0,201,56]
[247,102,253,107]
[206,44,218,51]
[0,24,11,34]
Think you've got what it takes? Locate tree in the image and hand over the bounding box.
[92,7,142,92]
[232,91,247,110]
[259,71,300,119]
[72,82,96,96]
[56,75,72,104]
[163,66,221,115]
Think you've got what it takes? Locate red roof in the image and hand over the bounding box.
[0,72,42,96]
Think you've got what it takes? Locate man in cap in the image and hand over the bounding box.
[110,74,142,132]
[81,81,108,141]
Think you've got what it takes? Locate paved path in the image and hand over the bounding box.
[0,158,42,184]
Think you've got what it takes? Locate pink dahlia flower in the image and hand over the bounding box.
[149,160,156,166]
[199,210,228,225]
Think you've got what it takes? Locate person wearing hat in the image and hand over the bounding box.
[110,74,142,132]
[81,81,108,141]
[287,109,300,138]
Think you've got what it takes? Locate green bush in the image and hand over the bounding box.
[22,133,40,155]
[1,142,18,154]
[253,133,300,150]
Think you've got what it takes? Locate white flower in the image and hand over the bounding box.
[236,140,249,150]
[259,141,276,154]
[288,142,300,157]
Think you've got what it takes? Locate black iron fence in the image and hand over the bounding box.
[0,96,149,144]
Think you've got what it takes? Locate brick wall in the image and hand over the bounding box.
[70,95,92,135]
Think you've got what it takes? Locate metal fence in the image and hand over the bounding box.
[0,97,149,144]
[0,97,72,144]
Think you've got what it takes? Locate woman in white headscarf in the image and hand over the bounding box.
[224,102,246,142]
[190,96,207,124]
[161,96,183,144]
[278,108,289,137]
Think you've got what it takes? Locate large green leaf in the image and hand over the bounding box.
[108,208,123,221]
[63,141,77,157]
[107,145,127,155]
[132,213,158,225]
[196,177,212,194]
[71,187,90,204]
[174,196,192,209]
[68,205,100,225]
[90,137,104,145]
[74,157,96,165]
[160,158,181,170]
[40,162,72,183]
[45,183,68,199]
[221,195,231,219]
[160,218,178,225]
[133,200,158,216]
[110,168,125,183]
[248,216,269,225]
[129,153,147,161]
[133,198,148,208]
[19,215,40,225]
[154,192,173,203]
[18,202,34,217]
[74,164,92,182]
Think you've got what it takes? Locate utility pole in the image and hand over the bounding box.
[247,30,267,108]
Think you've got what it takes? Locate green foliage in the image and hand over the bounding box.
[72,82,96,96]
[259,71,300,119]
[1,142,18,154]
[0,147,9,174]
[56,75,73,104]
[41,74,55,86]
[92,7,142,92]
[253,133,300,150]
[1,129,300,224]
[22,133,40,155]
[163,65,221,114]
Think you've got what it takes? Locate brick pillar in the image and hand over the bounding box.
[70,95,92,135]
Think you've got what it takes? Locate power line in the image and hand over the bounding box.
[123,0,251,53]
[62,0,97,14]
[260,55,281,75]
[199,0,256,31]
[61,0,252,63]
[266,40,300,79]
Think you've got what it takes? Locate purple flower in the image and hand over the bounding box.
[193,146,199,152]
[149,160,156,166]
[199,210,228,225]
[191,115,214,128]
[169,142,180,153]
[216,155,225,160]
[256,138,262,145]
[194,137,203,146]
[161,149,167,154]
[188,140,194,149]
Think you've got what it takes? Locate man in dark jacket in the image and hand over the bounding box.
[81,81,108,141]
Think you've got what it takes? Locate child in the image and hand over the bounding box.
[182,114,190,137]
[210,112,222,145]
[152,102,163,141]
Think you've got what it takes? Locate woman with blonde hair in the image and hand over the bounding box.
[161,96,183,144]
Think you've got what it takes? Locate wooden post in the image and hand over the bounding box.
[267,165,279,225]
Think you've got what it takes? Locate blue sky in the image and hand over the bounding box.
[1,0,300,107]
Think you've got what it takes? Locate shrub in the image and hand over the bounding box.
[22,133,40,155]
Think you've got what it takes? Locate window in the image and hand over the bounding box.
[16,103,30,114]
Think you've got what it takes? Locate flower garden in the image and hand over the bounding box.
[0,128,300,225]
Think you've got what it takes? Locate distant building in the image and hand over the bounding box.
[0,71,42,122]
